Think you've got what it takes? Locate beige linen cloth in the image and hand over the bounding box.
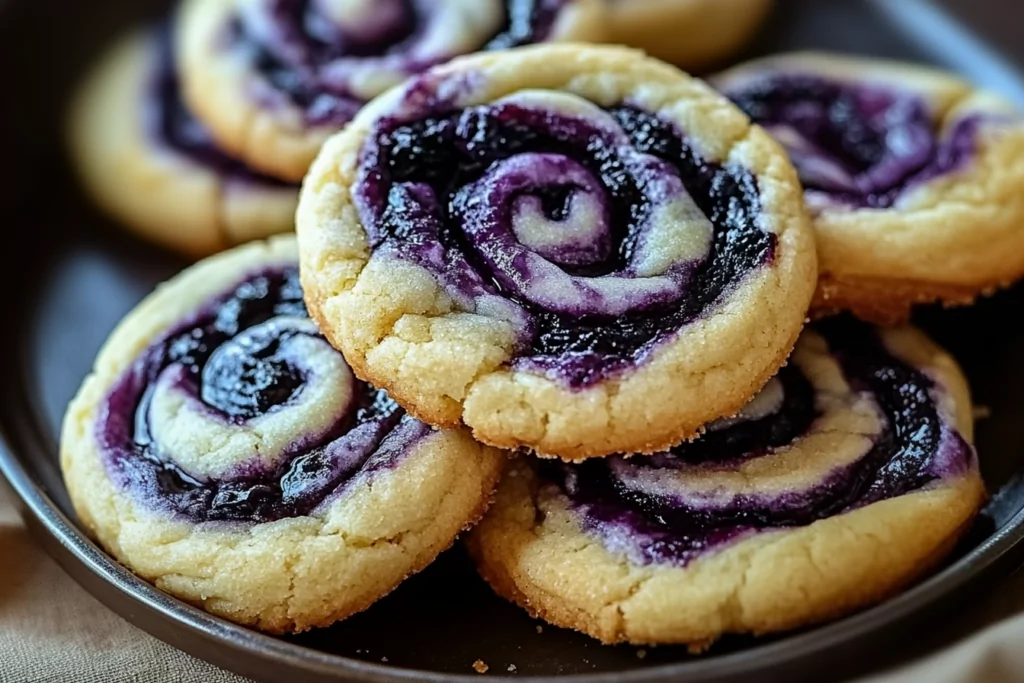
[2,482,1023,683]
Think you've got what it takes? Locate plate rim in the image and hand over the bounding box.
[3,412,1024,683]
[5,0,1024,678]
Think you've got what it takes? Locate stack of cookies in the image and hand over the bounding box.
[61,0,1024,651]
[67,0,770,257]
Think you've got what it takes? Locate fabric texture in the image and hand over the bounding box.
[0,485,248,683]
[1,482,1023,683]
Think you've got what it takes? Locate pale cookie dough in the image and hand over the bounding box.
[603,0,774,69]
[297,44,817,460]
[468,320,985,647]
[176,0,607,181]
[60,235,504,634]
[714,52,1024,323]
[67,26,298,259]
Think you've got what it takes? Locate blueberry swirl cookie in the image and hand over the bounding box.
[602,0,774,69]
[68,26,299,258]
[59,236,503,633]
[297,45,817,460]
[177,0,606,182]
[467,319,984,647]
[714,52,1024,323]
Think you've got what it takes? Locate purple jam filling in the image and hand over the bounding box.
[539,318,975,566]
[484,0,570,50]
[96,267,429,524]
[640,364,816,469]
[727,74,979,208]
[358,103,773,388]
[228,0,569,126]
[149,25,293,187]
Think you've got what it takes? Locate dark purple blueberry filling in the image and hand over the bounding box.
[728,74,978,208]
[485,0,570,50]
[360,104,772,387]
[827,317,949,503]
[98,267,425,524]
[539,318,974,566]
[199,322,306,419]
[229,0,568,126]
[640,364,816,469]
[149,25,293,186]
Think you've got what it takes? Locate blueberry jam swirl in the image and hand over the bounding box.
[96,266,430,524]
[355,93,774,387]
[149,25,291,186]
[536,319,975,566]
[727,75,980,209]
[227,0,573,125]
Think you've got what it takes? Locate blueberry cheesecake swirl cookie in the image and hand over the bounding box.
[467,320,984,647]
[602,0,773,69]
[297,45,817,460]
[714,52,1024,323]
[68,26,299,258]
[59,236,503,633]
[177,0,606,182]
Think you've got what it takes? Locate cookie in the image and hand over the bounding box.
[176,0,608,182]
[67,25,299,259]
[467,319,985,648]
[713,52,1024,323]
[296,44,817,460]
[602,0,774,69]
[59,235,504,634]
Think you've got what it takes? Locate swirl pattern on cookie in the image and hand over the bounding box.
[297,45,816,459]
[714,52,1024,323]
[177,0,607,180]
[467,320,984,646]
[101,269,413,523]
[68,25,299,258]
[60,237,503,633]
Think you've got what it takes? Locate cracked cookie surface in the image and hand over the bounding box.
[59,235,503,633]
[714,52,1024,323]
[296,44,817,460]
[67,25,299,258]
[466,321,984,646]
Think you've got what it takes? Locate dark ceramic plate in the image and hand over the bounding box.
[4,1,1024,681]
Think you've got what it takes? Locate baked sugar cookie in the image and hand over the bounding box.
[714,52,1024,323]
[68,26,298,258]
[297,44,817,460]
[468,320,984,648]
[177,0,607,181]
[603,0,773,69]
[60,236,503,634]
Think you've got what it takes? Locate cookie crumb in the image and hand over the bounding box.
[636,649,647,660]
[973,405,992,420]
[535,625,543,634]
[473,660,489,674]
[507,664,517,673]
